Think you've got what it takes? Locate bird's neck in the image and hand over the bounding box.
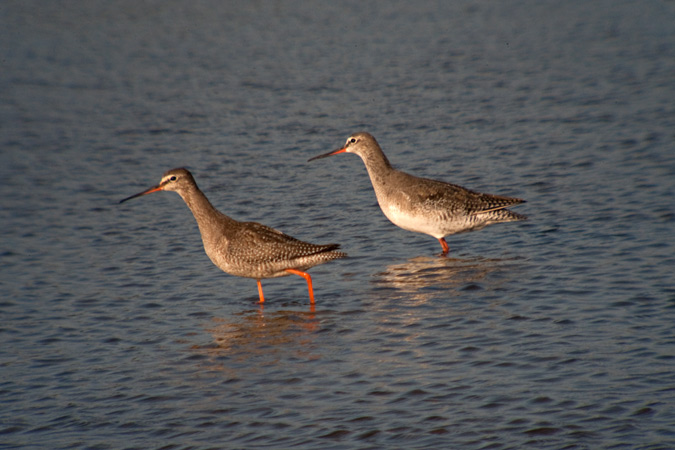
[361,148,395,190]
[178,186,236,243]
[362,147,393,171]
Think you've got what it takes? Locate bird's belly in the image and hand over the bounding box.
[205,245,311,280]
[380,203,446,238]
[380,202,483,238]
[208,252,286,279]
[204,246,256,278]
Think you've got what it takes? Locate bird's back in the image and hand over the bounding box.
[208,220,345,279]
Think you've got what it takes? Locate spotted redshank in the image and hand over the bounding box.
[120,168,345,304]
[309,132,526,255]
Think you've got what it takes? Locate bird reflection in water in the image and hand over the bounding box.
[374,255,520,305]
[193,308,320,370]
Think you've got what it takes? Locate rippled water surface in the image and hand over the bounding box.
[2,1,674,449]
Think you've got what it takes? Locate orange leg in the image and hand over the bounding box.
[256,279,265,303]
[439,238,449,255]
[285,268,315,304]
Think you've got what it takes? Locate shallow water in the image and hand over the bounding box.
[2,1,674,449]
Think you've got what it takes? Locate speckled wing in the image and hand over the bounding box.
[409,176,526,216]
[228,222,343,265]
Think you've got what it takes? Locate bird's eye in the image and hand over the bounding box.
[349,138,356,143]
[170,176,177,181]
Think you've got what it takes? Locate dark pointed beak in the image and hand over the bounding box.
[307,147,347,162]
[119,184,163,203]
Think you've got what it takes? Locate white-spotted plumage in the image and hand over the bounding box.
[121,168,345,304]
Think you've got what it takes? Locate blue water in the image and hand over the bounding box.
[2,1,674,449]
